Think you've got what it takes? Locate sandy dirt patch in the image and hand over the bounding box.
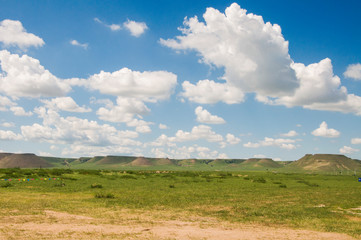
[0,209,357,240]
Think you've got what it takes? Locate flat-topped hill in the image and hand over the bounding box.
[287,154,361,172]
[0,153,52,168]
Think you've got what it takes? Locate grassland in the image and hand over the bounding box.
[0,168,360,239]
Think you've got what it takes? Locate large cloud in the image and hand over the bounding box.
[0,50,71,98]
[0,130,22,141]
[0,19,44,49]
[161,3,298,98]
[162,3,361,116]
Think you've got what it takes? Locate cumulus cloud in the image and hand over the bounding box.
[243,137,297,150]
[0,19,44,49]
[344,63,361,80]
[123,20,148,37]
[195,106,225,124]
[311,121,340,138]
[162,3,361,116]
[181,80,244,104]
[21,107,140,149]
[351,138,361,144]
[41,97,91,113]
[0,130,22,140]
[339,146,359,154]
[272,58,348,107]
[0,50,71,98]
[0,95,16,111]
[161,3,298,98]
[280,130,298,137]
[226,133,240,145]
[70,40,88,49]
[87,68,177,101]
[10,106,33,116]
[172,125,224,143]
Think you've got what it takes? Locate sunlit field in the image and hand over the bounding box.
[0,168,360,239]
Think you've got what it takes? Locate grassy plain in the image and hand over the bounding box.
[0,168,360,239]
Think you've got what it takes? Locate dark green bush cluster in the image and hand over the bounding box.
[297,179,319,187]
[253,177,266,183]
[94,192,115,199]
[91,183,103,188]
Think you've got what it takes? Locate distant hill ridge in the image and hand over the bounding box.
[0,153,360,172]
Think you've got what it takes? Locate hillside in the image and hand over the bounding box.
[0,153,53,168]
[0,152,360,173]
[287,154,361,172]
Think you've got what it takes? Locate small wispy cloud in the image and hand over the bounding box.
[94,17,121,31]
[70,40,88,49]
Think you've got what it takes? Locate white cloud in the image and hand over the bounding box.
[273,58,348,108]
[0,95,16,111]
[195,106,225,124]
[311,121,340,138]
[94,18,121,31]
[0,122,15,128]
[148,134,176,147]
[21,107,140,149]
[38,151,54,157]
[123,20,148,37]
[244,137,297,150]
[280,130,298,137]
[0,50,71,98]
[339,146,359,154]
[0,130,22,140]
[87,68,177,101]
[109,24,122,31]
[41,97,91,113]
[126,119,152,133]
[253,154,266,158]
[344,63,361,80]
[351,138,361,145]
[226,133,240,145]
[162,3,361,116]
[161,3,298,98]
[159,123,168,129]
[151,147,168,158]
[10,106,33,116]
[70,40,88,49]
[172,125,224,143]
[0,19,44,49]
[182,80,244,104]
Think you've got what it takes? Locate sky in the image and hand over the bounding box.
[0,0,361,161]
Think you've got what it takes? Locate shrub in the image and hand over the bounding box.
[95,192,115,199]
[1,182,12,188]
[279,184,287,188]
[169,184,175,188]
[253,177,266,183]
[91,183,103,188]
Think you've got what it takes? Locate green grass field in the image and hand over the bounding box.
[1,168,361,239]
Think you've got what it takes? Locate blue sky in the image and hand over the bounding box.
[1,0,361,160]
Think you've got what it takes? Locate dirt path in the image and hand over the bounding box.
[0,210,356,240]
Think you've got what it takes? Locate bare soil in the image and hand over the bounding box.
[0,209,356,240]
